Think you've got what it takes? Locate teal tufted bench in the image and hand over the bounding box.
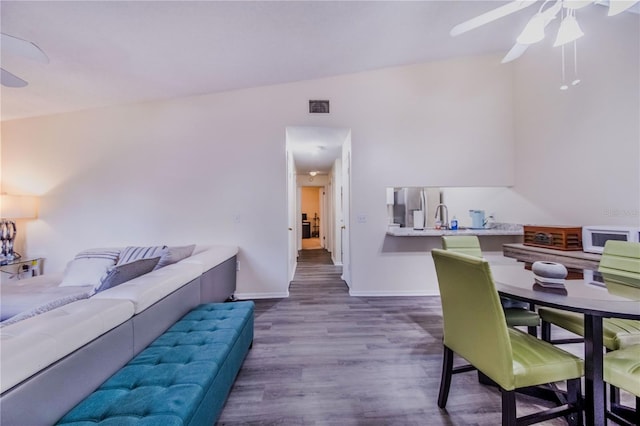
[57,301,254,426]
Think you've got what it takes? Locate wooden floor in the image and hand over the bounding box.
[217,249,581,425]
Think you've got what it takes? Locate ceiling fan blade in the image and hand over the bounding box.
[607,0,640,15]
[503,1,561,63]
[451,0,540,37]
[1,33,49,64]
[1,68,28,88]
[501,43,530,63]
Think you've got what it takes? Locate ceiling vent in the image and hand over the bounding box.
[309,100,330,114]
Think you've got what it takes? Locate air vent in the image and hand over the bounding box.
[309,100,330,114]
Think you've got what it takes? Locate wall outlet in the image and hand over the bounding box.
[357,214,367,223]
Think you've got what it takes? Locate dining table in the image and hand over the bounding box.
[490,264,640,426]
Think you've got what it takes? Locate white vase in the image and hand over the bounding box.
[532,261,568,279]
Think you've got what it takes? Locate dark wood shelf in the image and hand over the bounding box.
[503,243,601,270]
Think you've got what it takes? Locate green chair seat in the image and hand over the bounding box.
[604,344,640,398]
[539,307,640,351]
[509,327,584,390]
[604,345,640,425]
[505,308,543,328]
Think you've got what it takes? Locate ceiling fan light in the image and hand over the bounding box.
[517,14,547,44]
[553,14,584,47]
[608,0,640,16]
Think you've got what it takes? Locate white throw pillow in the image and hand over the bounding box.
[59,258,115,290]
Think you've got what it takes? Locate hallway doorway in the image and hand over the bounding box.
[285,126,352,288]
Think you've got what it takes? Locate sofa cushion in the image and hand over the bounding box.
[59,258,115,290]
[180,245,238,273]
[155,245,196,270]
[117,246,166,266]
[96,257,161,293]
[93,263,202,314]
[0,298,135,394]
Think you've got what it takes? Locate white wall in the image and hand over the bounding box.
[3,11,636,299]
[512,6,640,227]
[2,54,515,298]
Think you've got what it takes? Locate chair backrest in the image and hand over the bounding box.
[441,235,482,258]
[432,249,514,388]
[598,240,640,280]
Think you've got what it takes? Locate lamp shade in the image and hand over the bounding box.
[0,194,38,219]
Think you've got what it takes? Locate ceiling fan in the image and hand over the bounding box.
[450,0,639,63]
[1,32,49,88]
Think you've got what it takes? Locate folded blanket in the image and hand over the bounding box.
[0,273,92,326]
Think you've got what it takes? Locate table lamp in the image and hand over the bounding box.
[0,194,38,260]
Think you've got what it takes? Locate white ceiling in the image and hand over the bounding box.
[287,126,349,176]
[0,0,534,122]
[2,1,633,174]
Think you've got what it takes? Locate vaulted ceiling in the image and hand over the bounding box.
[2,1,636,175]
[1,0,535,122]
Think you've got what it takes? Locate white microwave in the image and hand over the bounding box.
[582,225,640,254]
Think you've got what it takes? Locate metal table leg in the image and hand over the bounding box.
[584,314,605,426]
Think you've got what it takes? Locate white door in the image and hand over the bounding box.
[341,133,352,287]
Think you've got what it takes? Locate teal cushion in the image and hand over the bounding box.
[58,301,255,426]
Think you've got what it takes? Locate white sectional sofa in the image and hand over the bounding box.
[0,244,238,426]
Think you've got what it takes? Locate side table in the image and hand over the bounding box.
[0,257,44,281]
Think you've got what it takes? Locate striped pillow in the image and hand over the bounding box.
[75,248,121,263]
[117,246,166,266]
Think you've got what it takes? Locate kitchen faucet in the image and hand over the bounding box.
[434,204,449,229]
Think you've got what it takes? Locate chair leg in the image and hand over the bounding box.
[610,383,621,409]
[566,377,583,426]
[438,345,454,409]
[541,320,551,342]
[527,304,537,336]
[500,389,517,426]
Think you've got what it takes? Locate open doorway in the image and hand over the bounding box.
[285,126,352,287]
[301,186,322,250]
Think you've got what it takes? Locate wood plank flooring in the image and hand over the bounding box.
[217,249,577,425]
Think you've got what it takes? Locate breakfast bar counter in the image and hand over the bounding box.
[386,224,523,238]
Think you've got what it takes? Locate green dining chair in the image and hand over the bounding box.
[432,249,583,426]
[441,236,540,332]
[603,344,640,425]
[538,241,640,350]
[538,240,640,412]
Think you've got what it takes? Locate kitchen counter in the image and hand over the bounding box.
[386,223,523,237]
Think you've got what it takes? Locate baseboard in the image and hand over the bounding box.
[234,291,289,300]
[348,290,438,297]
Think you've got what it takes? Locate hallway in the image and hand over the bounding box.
[217,249,567,425]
